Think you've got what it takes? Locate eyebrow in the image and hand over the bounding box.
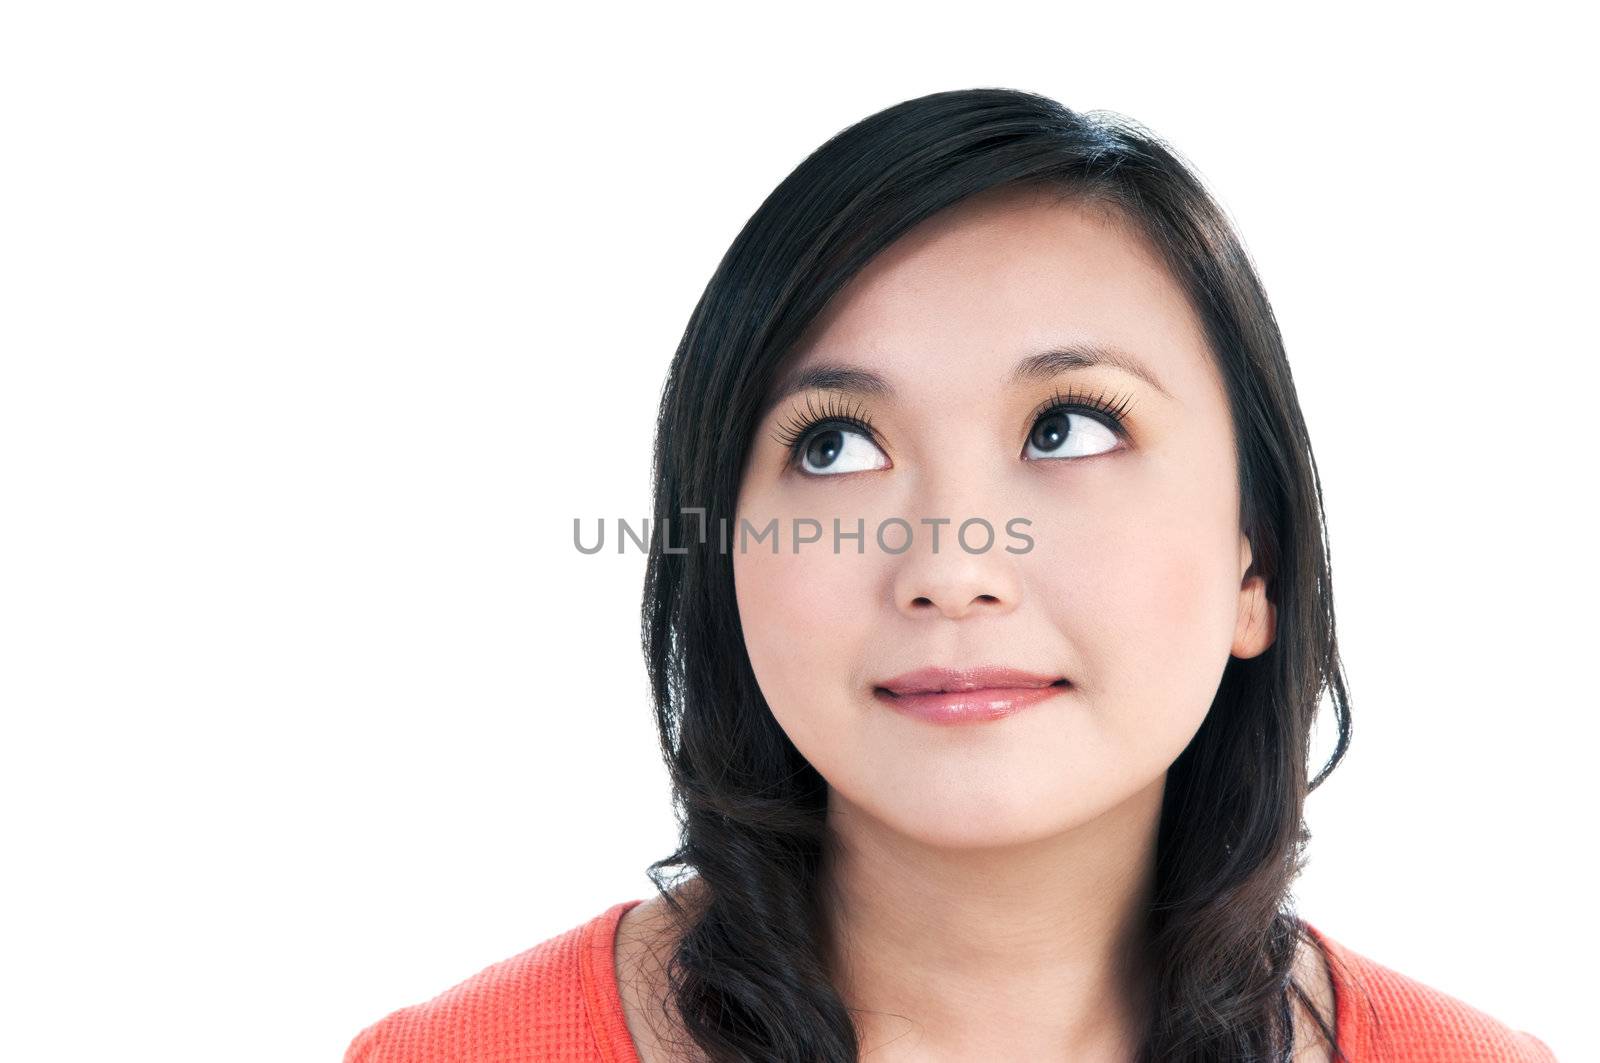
[761,342,1173,417]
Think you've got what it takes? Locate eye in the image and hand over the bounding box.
[795,425,891,475]
[1020,385,1135,461]
[770,392,891,477]
[1022,409,1119,460]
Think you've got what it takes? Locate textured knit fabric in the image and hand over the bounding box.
[344,899,644,1063]
[343,899,1558,1062]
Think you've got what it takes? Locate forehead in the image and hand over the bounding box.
[786,187,1215,398]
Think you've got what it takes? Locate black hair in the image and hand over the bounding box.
[640,87,1355,1062]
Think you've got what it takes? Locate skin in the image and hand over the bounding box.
[615,186,1334,1061]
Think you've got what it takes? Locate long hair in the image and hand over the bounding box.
[640,87,1356,1063]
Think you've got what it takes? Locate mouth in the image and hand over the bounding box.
[874,677,1071,698]
[871,667,1072,725]
[874,664,1070,697]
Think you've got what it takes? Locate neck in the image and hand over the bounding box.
[819,774,1164,1061]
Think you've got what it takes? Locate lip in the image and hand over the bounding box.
[873,665,1071,725]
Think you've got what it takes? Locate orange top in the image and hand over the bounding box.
[342,899,1558,1062]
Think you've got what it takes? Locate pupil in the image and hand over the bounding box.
[807,430,843,468]
[1032,413,1068,452]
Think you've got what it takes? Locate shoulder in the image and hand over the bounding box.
[342,899,647,1063]
[1302,923,1557,1062]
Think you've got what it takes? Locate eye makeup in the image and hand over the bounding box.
[1020,383,1138,444]
[769,392,883,466]
[768,381,1139,475]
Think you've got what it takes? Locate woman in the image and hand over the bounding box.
[344,89,1556,1062]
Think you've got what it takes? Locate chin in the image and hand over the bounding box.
[862,786,1100,852]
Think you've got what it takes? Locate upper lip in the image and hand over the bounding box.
[876,665,1068,696]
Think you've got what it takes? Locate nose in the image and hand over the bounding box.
[891,517,1024,620]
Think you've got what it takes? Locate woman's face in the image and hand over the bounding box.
[733,188,1275,850]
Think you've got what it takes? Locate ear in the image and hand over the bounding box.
[1232,533,1277,659]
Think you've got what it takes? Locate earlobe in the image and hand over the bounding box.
[1233,534,1275,658]
[1232,572,1277,659]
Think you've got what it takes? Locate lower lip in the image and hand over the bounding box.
[872,682,1070,725]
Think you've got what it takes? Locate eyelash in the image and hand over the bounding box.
[770,384,1137,468]
[770,392,881,459]
[1025,384,1136,442]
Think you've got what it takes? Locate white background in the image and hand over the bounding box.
[2,4,1592,1061]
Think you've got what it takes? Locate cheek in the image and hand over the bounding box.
[1117,536,1237,686]
[1122,518,1235,643]
[733,541,873,753]
[1034,460,1241,733]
